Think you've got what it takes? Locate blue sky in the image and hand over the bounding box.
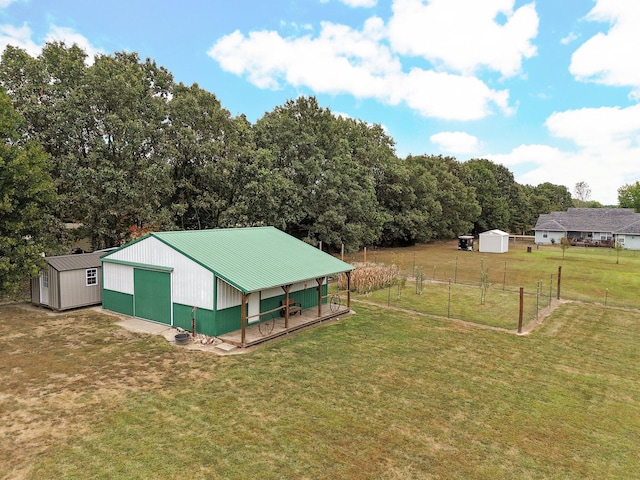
[1,0,639,205]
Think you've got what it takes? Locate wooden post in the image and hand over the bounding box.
[346,271,351,309]
[316,277,324,317]
[518,287,524,334]
[319,241,322,251]
[282,285,291,329]
[364,247,367,263]
[557,266,562,300]
[241,293,248,347]
[341,243,344,261]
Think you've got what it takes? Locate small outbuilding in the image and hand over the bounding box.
[100,227,354,345]
[31,252,103,310]
[479,229,509,254]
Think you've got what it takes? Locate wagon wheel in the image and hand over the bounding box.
[258,312,275,336]
[330,294,341,312]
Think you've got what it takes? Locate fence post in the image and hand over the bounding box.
[518,287,524,333]
[503,262,507,290]
[557,266,562,300]
[448,278,452,318]
[454,257,458,284]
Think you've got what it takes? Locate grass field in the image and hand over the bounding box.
[2,287,639,478]
[343,240,640,311]
[2,241,639,479]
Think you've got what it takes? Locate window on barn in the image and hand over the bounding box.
[86,268,98,286]
[42,269,49,288]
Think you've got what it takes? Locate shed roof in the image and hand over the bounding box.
[103,227,354,294]
[480,229,509,236]
[534,208,640,234]
[45,252,103,272]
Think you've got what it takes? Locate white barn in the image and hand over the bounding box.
[100,227,354,347]
[479,229,509,254]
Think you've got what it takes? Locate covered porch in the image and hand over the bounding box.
[218,302,351,347]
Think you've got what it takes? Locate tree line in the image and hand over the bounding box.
[0,42,610,293]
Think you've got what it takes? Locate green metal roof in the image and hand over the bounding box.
[146,227,353,294]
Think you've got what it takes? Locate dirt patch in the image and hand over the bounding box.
[0,304,223,479]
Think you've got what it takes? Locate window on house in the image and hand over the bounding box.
[542,232,548,238]
[86,268,98,286]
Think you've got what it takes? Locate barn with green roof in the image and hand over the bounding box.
[101,227,354,346]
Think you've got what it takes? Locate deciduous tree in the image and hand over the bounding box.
[0,91,61,295]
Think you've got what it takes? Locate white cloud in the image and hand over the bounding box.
[560,31,578,45]
[210,18,396,94]
[340,0,377,7]
[545,104,640,150]
[390,69,512,120]
[0,23,41,56]
[387,0,538,77]
[570,0,640,95]
[0,0,17,8]
[430,131,480,154]
[0,23,103,65]
[46,26,104,64]
[488,103,640,205]
[209,14,514,121]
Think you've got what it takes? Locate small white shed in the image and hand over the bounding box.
[479,229,509,253]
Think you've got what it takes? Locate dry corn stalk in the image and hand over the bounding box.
[338,262,400,294]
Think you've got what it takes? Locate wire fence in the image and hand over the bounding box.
[340,241,640,313]
[354,277,546,331]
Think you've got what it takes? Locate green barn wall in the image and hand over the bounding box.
[260,284,328,317]
[173,304,216,335]
[102,289,133,316]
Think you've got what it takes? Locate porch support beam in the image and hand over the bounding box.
[346,271,351,309]
[281,285,292,328]
[240,292,249,348]
[316,277,325,317]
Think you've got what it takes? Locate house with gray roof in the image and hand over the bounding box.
[31,252,103,310]
[534,208,640,249]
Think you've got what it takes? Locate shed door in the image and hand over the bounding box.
[134,269,171,325]
[40,270,49,305]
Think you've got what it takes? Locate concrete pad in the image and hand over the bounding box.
[116,317,172,335]
[215,342,237,352]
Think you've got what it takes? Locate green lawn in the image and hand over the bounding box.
[343,240,640,310]
[2,298,639,479]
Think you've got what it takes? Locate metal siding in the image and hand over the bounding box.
[102,289,134,316]
[58,268,102,310]
[31,277,40,304]
[173,303,216,334]
[133,269,172,324]
[217,278,242,310]
[106,236,213,309]
[103,262,134,294]
[49,266,61,310]
[215,305,242,335]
